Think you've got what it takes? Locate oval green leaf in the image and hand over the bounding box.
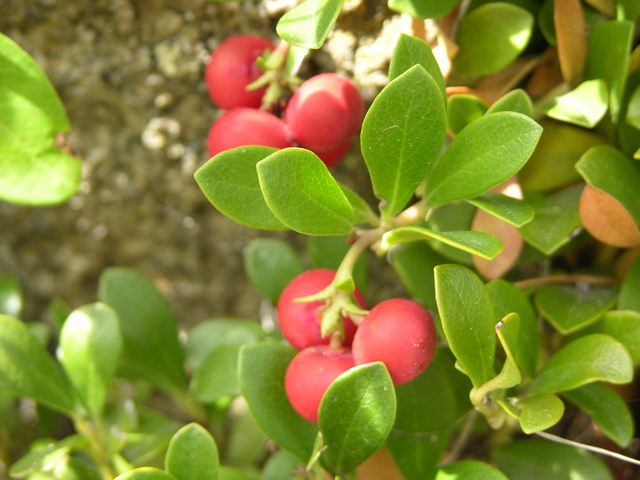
[319,362,396,474]
[361,65,446,218]
[448,94,488,135]
[544,80,608,128]
[486,89,533,117]
[517,393,564,434]
[434,460,509,480]
[468,193,534,227]
[115,468,177,480]
[423,112,542,208]
[582,310,640,363]
[276,0,344,49]
[190,344,241,403]
[165,423,219,480]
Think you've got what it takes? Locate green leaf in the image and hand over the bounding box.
[339,183,379,226]
[0,315,75,413]
[0,274,22,317]
[534,284,618,335]
[58,303,122,416]
[244,238,304,304]
[544,80,608,128]
[8,435,83,478]
[261,449,301,480]
[276,0,344,49]
[194,146,285,230]
[493,439,613,480]
[425,202,475,266]
[620,253,640,312]
[238,342,317,460]
[307,235,368,295]
[381,226,503,260]
[165,423,219,480]
[218,466,257,480]
[115,468,177,480]
[98,268,186,393]
[388,0,459,19]
[361,65,446,218]
[467,193,534,227]
[453,3,534,76]
[563,382,633,448]
[447,94,488,135]
[0,33,81,205]
[388,34,446,100]
[257,148,354,235]
[387,429,450,480]
[582,310,640,363]
[516,394,564,434]
[530,334,633,395]
[625,85,640,129]
[319,362,396,474]
[435,265,496,387]
[285,45,309,76]
[434,460,509,479]
[518,184,582,255]
[190,344,241,403]
[493,313,522,388]
[423,112,542,208]
[576,145,640,226]
[486,89,533,117]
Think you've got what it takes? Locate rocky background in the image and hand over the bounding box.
[0,0,406,327]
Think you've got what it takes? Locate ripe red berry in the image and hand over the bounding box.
[277,269,366,350]
[207,108,293,157]
[285,345,355,422]
[284,73,363,153]
[352,299,437,385]
[310,136,352,168]
[205,35,274,110]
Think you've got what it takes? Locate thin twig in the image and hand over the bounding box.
[513,274,617,290]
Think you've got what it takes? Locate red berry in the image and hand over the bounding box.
[285,73,363,152]
[352,299,437,385]
[309,136,352,168]
[285,345,355,422]
[205,35,274,110]
[277,269,366,350]
[207,108,293,157]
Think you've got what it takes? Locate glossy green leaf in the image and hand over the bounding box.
[285,45,309,76]
[238,342,317,460]
[319,362,396,474]
[423,112,542,208]
[194,146,285,230]
[493,439,613,480]
[0,33,81,205]
[518,184,582,255]
[276,0,344,49]
[382,226,503,260]
[447,94,487,135]
[620,253,640,312]
[435,265,496,387]
[388,0,459,19]
[190,344,241,403]
[563,382,633,447]
[0,274,21,317]
[453,3,534,76]
[98,268,186,393]
[388,33,446,100]
[0,315,75,413]
[486,280,539,378]
[530,334,633,395]
[244,238,304,304]
[115,468,177,480]
[582,310,640,363]
[361,65,446,218]
[494,313,522,386]
[307,235,368,294]
[517,394,564,434]
[58,303,122,416]
[434,460,509,479]
[257,148,354,235]
[486,89,533,117]
[425,202,475,266]
[165,423,219,480]
[339,184,378,226]
[467,193,534,227]
[576,145,640,226]
[387,428,450,480]
[544,80,608,128]
[535,284,618,335]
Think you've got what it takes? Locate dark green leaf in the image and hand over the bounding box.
[530,334,633,395]
[361,65,446,218]
[276,0,344,49]
[0,274,21,317]
[307,235,367,295]
[98,268,186,392]
[388,0,459,19]
[238,342,317,460]
[620,254,640,312]
[194,146,285,230]
[190,344,241,403]
[0,33,81,205]
[434,460,509,479]
[467,193,534,227]
[261,449,301,480]
[517,393,564,434]
[58,303,122,416]
[387,429,450,480]
[165,423,219,480]
[447,94,488,135]
[544,80,608,128]
[319,362,396,474]
[257,148,354,235]
[486,89,533,117]
[423,113,542,208]
[115,468,177,480]
[582,310,640,363]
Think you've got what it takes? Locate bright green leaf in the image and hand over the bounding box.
[361,65,446,218]
[115,468,177,480]
[423,112,542,208]
[165,423,219,480]
[625,85,640,129]
[425,202,475,266]
[467,193,534,227]
[0,274,22,317]
[190,344,242,403]
[8,435,83,478]
[257,148,354,235]
[517,394,564,434]
[486,89,533,117]
[339,184,379,226]
[319,362,396,474]
[530,334,633,395]
[447,94,488,135]
[582,310,640,363]
[544,80,608,128]
[388,0,459,19]
[218,466,257,480]
[276,0,344,49]
[434,460,509,479]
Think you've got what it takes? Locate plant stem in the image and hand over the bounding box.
[73,415,116,480]
[513,274,617,290]
[441,409,479,464]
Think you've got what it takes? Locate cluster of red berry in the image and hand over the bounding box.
[279,269,437,423]
[205,35,364,167]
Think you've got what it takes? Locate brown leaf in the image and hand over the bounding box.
[555,0,587,85]
[526,47,563,98]
[579,184,640,247]
[474,55,539,104]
